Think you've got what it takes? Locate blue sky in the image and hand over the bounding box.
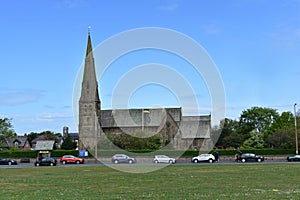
[1,0,300,134]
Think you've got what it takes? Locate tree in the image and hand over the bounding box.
[103,131,162,150]
[266,111,296,148]
[61,135,77,150]
[27,132,39,146]
[242,130,265,149]
[213,118,242,148]
[0,118,16,147]
[239,107,279,146]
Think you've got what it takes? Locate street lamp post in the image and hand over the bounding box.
[294,103,298,155]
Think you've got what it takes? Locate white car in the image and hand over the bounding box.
[153,155,176,164]
[191,154,215,163]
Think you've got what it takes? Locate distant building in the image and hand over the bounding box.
[62,126,79,149]
[35,140,55,160]
[78,32,212,151]
[1,135,31,150]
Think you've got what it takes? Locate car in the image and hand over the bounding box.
[34,157,57,166]
[0,158,18,165]
[287,155,300,162]
[239,153,264,163]
[112,154,136,164]
[153,155,176,164]
[191,154,215,163]
[60,155,84,164]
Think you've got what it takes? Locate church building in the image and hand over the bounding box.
[78,32,212,151]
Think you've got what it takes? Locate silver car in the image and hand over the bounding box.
[111,154,136,164]
[153,155,176,164]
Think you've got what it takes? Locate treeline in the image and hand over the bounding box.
[212,106,299,149]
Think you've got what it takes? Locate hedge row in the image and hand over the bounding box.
[0,150,93,159]
[0,149,296,158]
[208,149,296,156]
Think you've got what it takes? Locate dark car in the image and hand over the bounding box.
[112,154,136,164]
[287,155,300,162]
[0,158,18,165]
[60,155,84,164]
[239,153,264,163]
[34,157,57,166]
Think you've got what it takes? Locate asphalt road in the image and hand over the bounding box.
[0,159,299,169]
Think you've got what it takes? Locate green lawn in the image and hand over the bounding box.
[0,164,299,199]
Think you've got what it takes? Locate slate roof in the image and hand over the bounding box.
[35,140,55,150]
[101,108,181,128]
[31,135,48,144]
[180,115,211,139]
[1,136,29,148]
[68,133,79,140]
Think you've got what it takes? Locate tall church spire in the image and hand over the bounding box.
[80,31,100,103]
[86,32,93,58]
[78,31,101,150]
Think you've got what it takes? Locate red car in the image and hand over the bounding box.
[60,155,84,164]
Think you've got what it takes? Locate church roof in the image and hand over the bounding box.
[180,115,211,138]
[101,108,181,128]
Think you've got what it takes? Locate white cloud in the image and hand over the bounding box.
[0,88,44,106]
[158,0,180,11]
[265,26,300,50]
[202,23,221,35]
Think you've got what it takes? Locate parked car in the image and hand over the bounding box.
[287,155,300,162]
[0,158,18,165]
[112,154,136,164]
[60,155,84,164]
[191,154,215,163]
[153,155,176,164]
[239,153,264,163]
[34,157,57,166]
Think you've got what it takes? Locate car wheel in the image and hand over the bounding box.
[208,159,213,163]
[257,158,262,162]
[76,160,80,164]
[36,163,39,167]
[8,162,11,166]
[50,163,54,166]
[62,161,66,165]
[129,160,133,164]
[193,159,198,163]
[154,160,158,164]
[169,160,174,164]
[241,158,246,163]
[114,160,119,164]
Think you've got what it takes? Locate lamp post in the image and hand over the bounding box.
[294,103,298,155]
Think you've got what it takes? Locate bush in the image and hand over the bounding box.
[208,149,296,156]
[0,148,296,158]
[0,150,37,158]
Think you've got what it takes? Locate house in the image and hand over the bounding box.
[1,135,31,150]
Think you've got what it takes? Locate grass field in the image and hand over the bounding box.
[0,164,299,199]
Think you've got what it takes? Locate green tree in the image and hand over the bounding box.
[238,107,279,147]
[0,118,16,147]
[61,135,77,150]
[266,111,296,148]
[242,130,265,149]
[27,132,39,146]
[104,131,162,150]
[213,118,243,148]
